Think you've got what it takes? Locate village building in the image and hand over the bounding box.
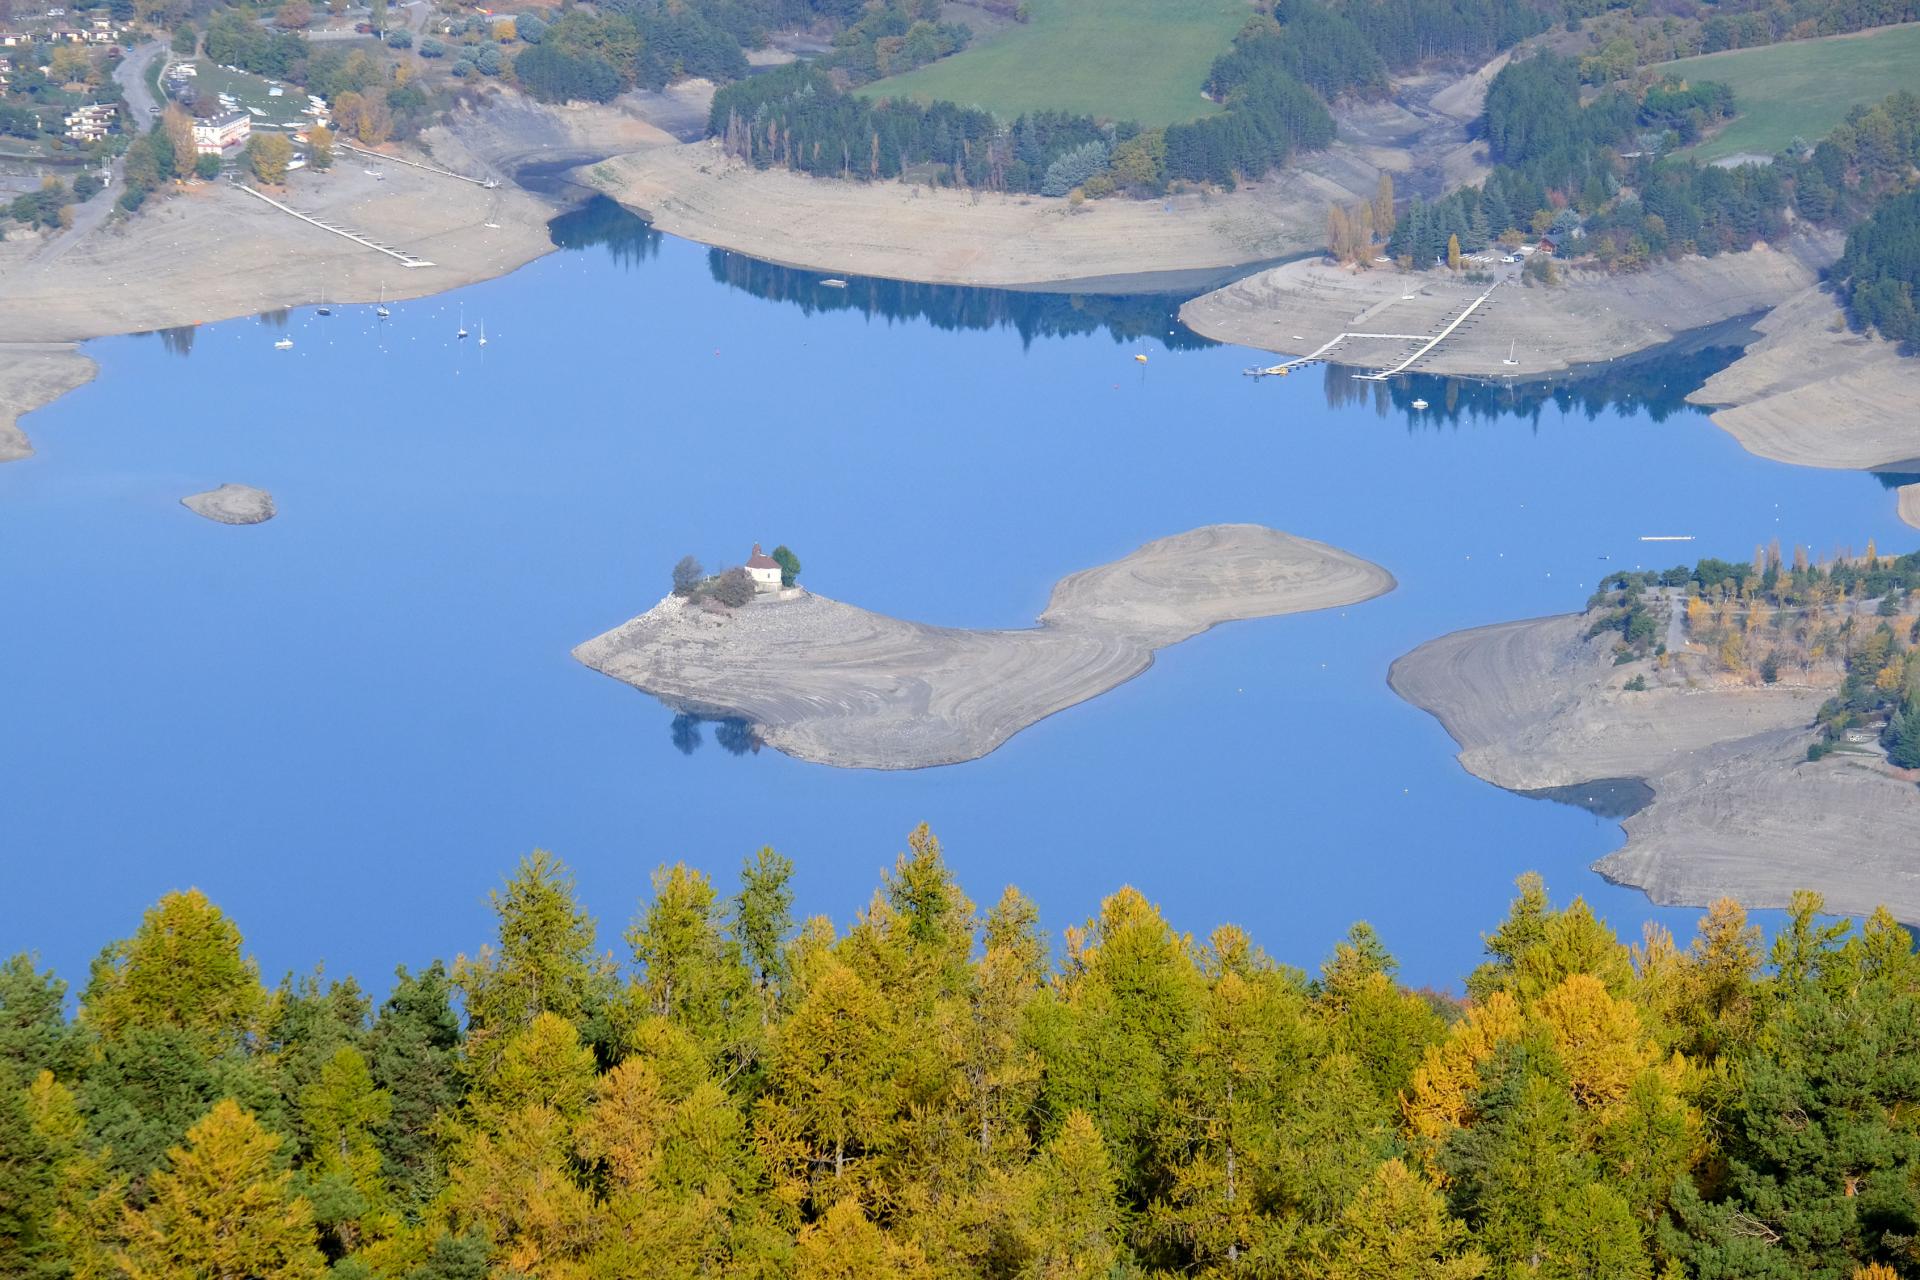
[192,109,250,155]
[0,32,27,46]
[62,101,113,141]
[746,543,782,593]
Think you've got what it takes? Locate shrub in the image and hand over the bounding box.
[385,28,413,48]
[420,37,446,57]
[671,556,704,596]
[711,567,755,608]
[195,152,222,180]
[1040,140,1108,198]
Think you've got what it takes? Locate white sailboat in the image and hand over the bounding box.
[375,283,390,320]
[456,305,469,340]
[477,320,487,347]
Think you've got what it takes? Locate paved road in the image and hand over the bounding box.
[30,39,164,265]
[115,38,164,121]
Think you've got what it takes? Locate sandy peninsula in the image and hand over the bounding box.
[0,344,96,463]
[1390,611,1920,922]
[574,524,1395,769]
[1179,234,1839,378]
[181,483,277,524]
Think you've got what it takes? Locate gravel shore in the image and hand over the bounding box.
[574,525,1395,769]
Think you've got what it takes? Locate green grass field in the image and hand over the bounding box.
[1659,22,1920,160]
[855,0,1247,126]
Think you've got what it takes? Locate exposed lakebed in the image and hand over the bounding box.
[0,200,1911,990]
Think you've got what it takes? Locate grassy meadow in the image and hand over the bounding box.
[1659,22,1920,160]
[856,0,1249,126]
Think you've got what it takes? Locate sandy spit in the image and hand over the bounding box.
[1179,234,1839,378]
[181,483,276,525]
[1390,612,1920,922]
[0,344,96,463]
[574,524,1395,769]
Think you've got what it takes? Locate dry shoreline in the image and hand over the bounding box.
[574,525,1395,769]
[1179,239,1920,531]
[1178,236,1839,378]
[1390,611,1920,922]
[0,96,671,459]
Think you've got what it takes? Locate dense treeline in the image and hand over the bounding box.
[6,836,1920,1277]
[709,19,1335,195]
[1694,0,1920,51]
[1204,0,1389,103]
[1386,51,1920,268]
[1325,0,1571,67]
[1838,188,1920,347]
[511,6,748,104]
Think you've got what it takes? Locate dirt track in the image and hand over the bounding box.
[574,525,1395,769]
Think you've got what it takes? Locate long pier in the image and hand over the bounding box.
[1245,281,1503,381]
[334,139,498,188]
[230,182,436,268]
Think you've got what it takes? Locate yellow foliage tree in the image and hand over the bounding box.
[1403,991,1522,1155]
[27,1072,126,1280]
[247,132,295,185]
[1324,1159,1487,1280]
[1684,596,1710,641]
[1533,974,1661,1113]
[119,1099,326,1280]
[793,1199,932,1280]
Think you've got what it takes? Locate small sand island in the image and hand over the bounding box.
[1391,548,1920,921]
[575,525,1394,769]
[181,484,277,526]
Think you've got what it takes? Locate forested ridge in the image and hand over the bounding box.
[5,833,1920,1278]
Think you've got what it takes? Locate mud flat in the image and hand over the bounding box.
[574,524,1395,769]
[181,484,276,525]
[1390,612,1920,922]
[1686,285,1920,529]
[1179,235,1839,377]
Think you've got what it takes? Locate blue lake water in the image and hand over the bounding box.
[3,203,1911,991]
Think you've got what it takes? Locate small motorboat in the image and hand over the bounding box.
[1411,397,1429,409]
[820,277,848,288]
[274,338,294,350]
[1134,354,1149,364]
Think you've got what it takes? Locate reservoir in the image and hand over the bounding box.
[2,201,1909,989]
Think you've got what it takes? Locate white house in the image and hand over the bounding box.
[746,543,782,593]
[192,109,250,155]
